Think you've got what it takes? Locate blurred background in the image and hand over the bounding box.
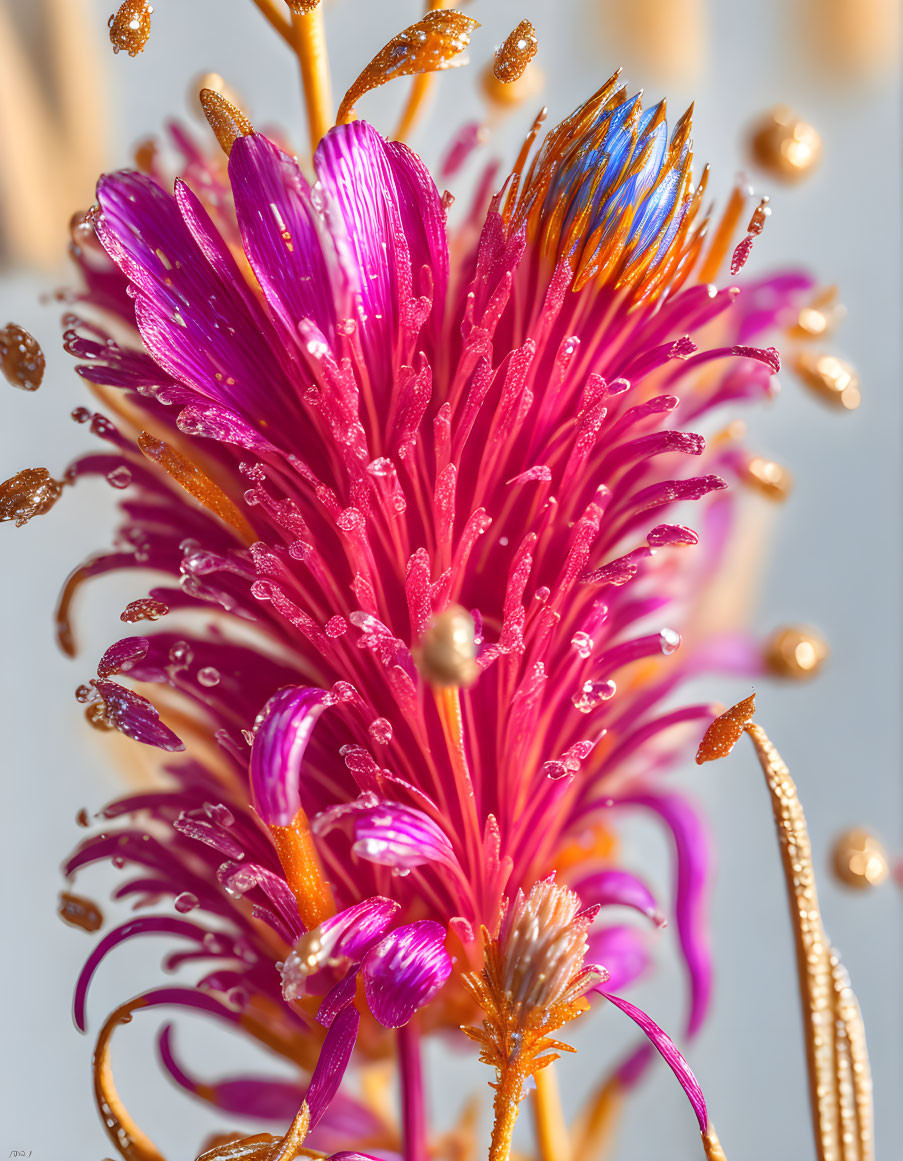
[1,1,900,1158]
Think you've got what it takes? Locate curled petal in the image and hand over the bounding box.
[588,925,652,993]
[574,869,664,926]
[362,920,452,1027]
[313,794,459,873]
[601,991,708,1132]
[250,686,331,826]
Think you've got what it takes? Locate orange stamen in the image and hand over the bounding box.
[269,808,335,929]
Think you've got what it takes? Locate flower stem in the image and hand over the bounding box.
[533,1064,571,1161]
[290,7,332,156]
[399,1019,428,1161]
[249,0,293,45]
[488,1056,529,1161]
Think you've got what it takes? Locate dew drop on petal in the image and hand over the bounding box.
[659,627,681,655]
[197,666,220,688]
[368,718,393,745]
[169,641,193,668]
[106,466,133,489]
[571,631,593,659]
[572,679,616,713]
[174,892,199,914]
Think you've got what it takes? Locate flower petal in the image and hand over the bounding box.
[601,991,708,1132]
[362,920,452,1027]
[573,869,664,926]
[306,1005,359,1131]
[250,686,331,826]
[94,680,184,751]
[312,794,459,873]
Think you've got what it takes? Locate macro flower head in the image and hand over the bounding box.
[1,6,873,1161]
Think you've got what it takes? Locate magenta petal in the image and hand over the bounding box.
[250,686,331,825]
[574,869,664,926]
[312,794,458,873]
[588,924,652,993]
[601,991,708,1132]
[362,920,452,1028]
[94,680,184,751]
[323,896,401,960]
[229,134,336,347]
[306,1005,359,1131]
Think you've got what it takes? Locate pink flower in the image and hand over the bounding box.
[51,78,812,1151]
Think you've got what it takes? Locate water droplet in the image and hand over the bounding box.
[174,891,199,914]
[571,631,593,659]
[659,628,681,655]
[197,666,220,687]
[204,801,234,827]
[368,718,393,745]
[571,679,616,714]
[543,760,569,780]
[106,466,133,490]
[169,641,193,668]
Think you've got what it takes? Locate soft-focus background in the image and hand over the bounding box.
[1,1,900,1157]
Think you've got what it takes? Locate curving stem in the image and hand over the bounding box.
[399,1018,428,1161]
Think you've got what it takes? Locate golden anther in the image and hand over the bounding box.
[742,455,793,501]
[0,466,63,526]
[831,827,889,890]
[199,87,255,156]
[108,0,153,57]
[338,10,479,124]
[748,106,822,182]
[0,323,45,391]
[764,626,829,680]
[493,20,538,84]
[415,604,479,688]
[793,351,861,410]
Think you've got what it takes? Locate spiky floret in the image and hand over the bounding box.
[462,881,606,1161]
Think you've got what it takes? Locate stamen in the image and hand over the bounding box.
[1,323,45,390]
[789,287,844,341]
[199,87,255,156]
[748,106,822,182]
[416,605,479,687]
[830,828,889,890]
[764,626,828,680]
[269,808,335,929]
[533,1064,571,1161]
[337,11,479,125]
[697,698,875,1161]
[0,466,64,526]
[493,20,538,84]
[93,997,166,1160]
[793,352,861,410]
[741,455,793,501]
[108,1,153,57]
[58,891,104,933]
[137,431,254,538]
